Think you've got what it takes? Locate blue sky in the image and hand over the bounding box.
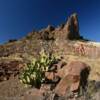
[0,0,100,44]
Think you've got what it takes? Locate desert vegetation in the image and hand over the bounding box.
[19,49,57,88]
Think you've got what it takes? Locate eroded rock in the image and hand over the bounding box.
[55,61,90,96]
[64,13,80,40]
[0,60,24,81]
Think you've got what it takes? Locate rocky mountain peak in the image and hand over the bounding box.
[27,13,81,41]
[64,13,79,32]
[49,13,81,40]
[60,13,80,40]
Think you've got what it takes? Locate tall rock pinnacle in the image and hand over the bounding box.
[64,13,80,39]
[54,13,81,40]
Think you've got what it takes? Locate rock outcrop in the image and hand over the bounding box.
[0,60,24,81]
[55,61,90,96]
[39,13,80,41]
[25,59,90,99]
[64,13,80,40]
[54,13,80,40]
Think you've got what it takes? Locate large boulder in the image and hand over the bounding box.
[55,61,90,96]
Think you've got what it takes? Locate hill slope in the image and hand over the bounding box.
[0,13,100,100]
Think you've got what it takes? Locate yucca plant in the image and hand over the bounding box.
[19,49,57,88]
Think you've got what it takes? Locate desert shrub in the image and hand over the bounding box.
[19,49,57,88]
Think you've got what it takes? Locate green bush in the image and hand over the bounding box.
[19,49,56,88]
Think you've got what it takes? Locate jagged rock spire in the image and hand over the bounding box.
[34,13,81,41]
[53,13,80,40]
[63,13,80,40]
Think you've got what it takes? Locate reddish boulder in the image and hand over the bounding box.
[57,64,69,78]
[55,75,72,96]
[45,71,60,83]
[67,61,90,75]
[55,61,90,96]
[45,72,56,80]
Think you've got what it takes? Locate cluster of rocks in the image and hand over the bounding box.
[24,60,90,100]
[0,60,24,81]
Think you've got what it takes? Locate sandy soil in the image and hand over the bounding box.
[0,77,29,100]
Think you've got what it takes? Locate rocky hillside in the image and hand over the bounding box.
[0,13,100,59]
[0,13,81,57]
[0,13,100,100]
